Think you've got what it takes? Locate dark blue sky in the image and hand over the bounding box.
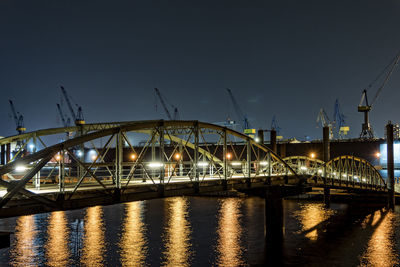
[1,0,400,139]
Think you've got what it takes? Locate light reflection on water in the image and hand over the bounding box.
[360,210,399,267]
[215,198,245,267]
[294,203,335,241]
[81,206,105,266]
[120,201,147,267]
[10,215,38,266]
[46,211,70,266]
[1,198,400,266]
[162,197,192,267]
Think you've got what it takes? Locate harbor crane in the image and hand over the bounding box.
[316,108,333,139]
[226,88,253,134]
[154,88,180,120]
[333,99,349,138]
[358,51,400,138]
[8,100,26,135]
[60,86,85,125]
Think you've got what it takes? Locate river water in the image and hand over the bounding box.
[0,197,399,266]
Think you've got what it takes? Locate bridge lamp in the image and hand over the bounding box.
[376,152,381,158]
[300,166,307,171]
[254,137,260,143]
[231,161,242,166]
[226,153,232,160]
[342,174,347,178]
[15,165,26,172]
[29,144,35,151]
[130,153,137,160]
[310,152,316,159]
[76,150,83,157]
[55,154,62,161]
[174,153,181,160]
[260,161,268,166]
[148,162,163,168]
[91,155,97,161]
[318,169,323,174]
[197,162,209,167]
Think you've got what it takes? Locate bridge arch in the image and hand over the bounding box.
[0,120,298,209]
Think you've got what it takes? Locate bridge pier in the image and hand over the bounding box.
[264,187,284,264]
[386,122,395,209]
[323,126,331,207]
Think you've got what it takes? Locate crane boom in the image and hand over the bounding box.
[60,86,85,125]
[8,100,26,134]
[56,103,69,127]
[154,88,173,120]
[60,86,76,121]
[226,88,250,130]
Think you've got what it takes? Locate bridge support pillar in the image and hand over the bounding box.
[270,130,277,153]
[6,143,10,163]
[264,187,284,263]
[386,122,395,209]
[323,126,330,207]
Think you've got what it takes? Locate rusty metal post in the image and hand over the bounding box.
[270,129,277,153]
[323,126,330,206]
[386,122,395,209]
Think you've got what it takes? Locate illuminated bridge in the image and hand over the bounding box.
[0,120,389,218]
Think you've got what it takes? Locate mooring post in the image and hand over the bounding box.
[264,187,284,263]
[270,129,277,154]
[323,126,330,206]
[386,122,395,209]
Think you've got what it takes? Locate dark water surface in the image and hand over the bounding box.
[0,197,399,266]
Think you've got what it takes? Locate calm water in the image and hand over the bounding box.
[0,197,399,266]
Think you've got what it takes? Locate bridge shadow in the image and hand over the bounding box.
[263,201,391,266]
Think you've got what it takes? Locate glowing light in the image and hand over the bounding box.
[174,153,181,160]
[354,175,359,179]
[55,155,61,161]
[300,166,307,171]
[29,144,35,150]
[15,165,26,172]
[254,137,260,143]
[197,162,209,167]
[231,162,242,166]
[76,150,83,157]
[310,152,316,159]
[130,154,137,160]
[342,174,347,178]
[148,162,163,168]
[318,169,323,173]
[260,161,268,166]
[376,152,381,158]
[91,155,97,161]
[226,153,232,160]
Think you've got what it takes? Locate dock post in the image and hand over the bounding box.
[264,187,284,264]
[323,126,330,207]
[386,122,395,209]
[270,129,277,153]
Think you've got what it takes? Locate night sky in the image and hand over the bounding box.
[1,0,400,140]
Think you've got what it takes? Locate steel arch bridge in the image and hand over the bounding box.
[0,120,387,217]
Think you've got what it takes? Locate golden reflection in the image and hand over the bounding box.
[46,211,70,266]
[162,197,192,267]
[295,203,334,241]
[10,215,37,266]
[361,210,398,267]
[81,206,105,266]
[216,198,244,267]
[120,201,147,267]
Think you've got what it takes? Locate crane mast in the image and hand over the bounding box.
[56,103,70,127]
[8,100,26,134]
